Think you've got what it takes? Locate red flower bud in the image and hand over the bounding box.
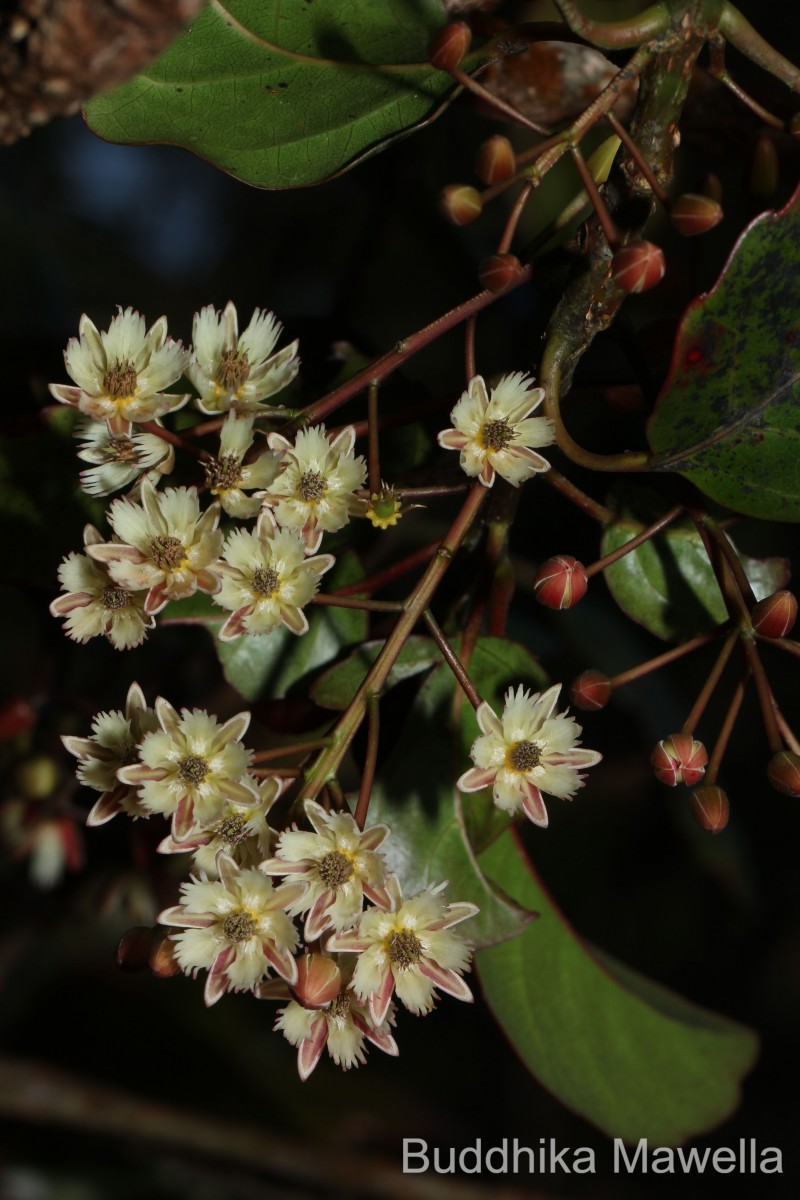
[670,193,723,237]
[428,22,472,72]
[292,953,342,1009]
[651,733,708,787]
[570,670,612,711]
[611,241,666,294]
[533,556,588,610]
[474,135,516,185]
[478,253,524,293]
[149,929,183,978]
[440,184,482,226]
[767,750,800,797]
[751,590,798,639]
[691,785,729,833]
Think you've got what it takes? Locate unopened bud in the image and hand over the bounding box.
[292,953,342,1009]
[611,241,666,294]
[478,253,524,293]
[747,135,779,198]
[440,184,482,226]
[149,929,183,978]
[474,135,516,185]
[570,670,612,711]
[651,733,708,787]
[751,590,797,639]
[428,22,472,73]
[533,556,588,610]
[698,172,723,203]
[670,193,723,237]
[691,785,729,833]
[116,927,156,973]
[767,750,800,797]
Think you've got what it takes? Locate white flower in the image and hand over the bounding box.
[274,958,399,1081]
[260,799,391,940]
[50,525,154,650]
[457,684,602,827]
[262,425,367,553]
[437,373,554,488]
[61,682,158,826]
[74,419,174,497]
[214,509,334,640]
[87,479,223,616]
[203,413,280,519]
[117,698,256,841]
[187,300,299,415]
[49,308,189,435]
[327,876,478,1025]
[157,774,284,876]
[158,853,304,1005]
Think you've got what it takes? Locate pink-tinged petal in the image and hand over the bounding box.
[224,777,260,807]
[86,786,128,827]
[158,833,202,855]
[263,941,298,985]
[218,607,251,642]
[304,553,335,580]
[362,881,392,910]
[50,592,93,616]
[259,856,310,877]
[256,508,278,539]
[117,764,167,785]
[171,796,196,842]
[87,543,145,564]
[419,960,474,1003]
[266,432,293,456]
[145,583,170,615]
[48,383,83,407]
[107,413,133,437]
[437,429,468,450]
[280,604,309,636]
[216,853,240,893]
[427,901,480,930]
[359,822,390,851]
[196,568,221,595]
[255,978,291,1001]
[125,681,147,717]
[205,947,236,1006]
[457,765,498,793]
[369,968,396,1027]
[325,930,370,954]
[506,445,551,473]
[532,683,562,724]
[329,425,356,456]
[548,747,603,768]
[214,710,250,748]
[521,780,549,828]
[303,890,335,941]
[476,700,502,737]
[274,880,308,909]
[61,735,97,760]
[353,1013,400,1056]
[479,458,496,487]
[301,519,323,555]
[158,905,215,929]
[297,1016,328,1082]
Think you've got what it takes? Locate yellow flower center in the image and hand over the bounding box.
[387,927,422,969]
[177,754,209,785]
[218,349,250,392]
[103,360,138,400]
[222,909,257,942]
[205,454,242,493]
[251,566,281,597]
[298,470,328,503]
[480,418,515,452]
[149,535,187,572]
[507,740,541,772]
[318,850,354,889]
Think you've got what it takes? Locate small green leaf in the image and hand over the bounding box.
[477,832,758,1143]
[648,183,800,520]
[84,0,458,189]
[310,636,438,710]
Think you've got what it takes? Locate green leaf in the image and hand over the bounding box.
[370,636,547,948]
[84,0,457,189]
[476,832,759,1143]
[310,636,438,710]
[601,487,788,640]
[647,183,800,520]
[215,552,366,701]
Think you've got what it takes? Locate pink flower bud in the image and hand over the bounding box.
[691,785,729,833]
[670,193,723,237]
[428,23,472,72]
[767,751,800,797]
[478,253,524,293]
[533,556,588,610]
[651,733,708,787]
[611,241,666,294]
[570,670,611,711]
[440,184,482,226]
[751,590,798,639]
[474,135,516,185]
[292,953,342,1009]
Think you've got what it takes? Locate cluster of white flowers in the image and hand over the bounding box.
[48,304,367,650]
[65,683,479,1079]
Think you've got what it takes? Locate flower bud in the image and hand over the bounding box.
[670,193,723,237]
[116,927,156,973]
[428,22,472,72]
[698,172,723,203]
[570,670,612,711]
[611,241,666,294]
[767,750,800,797]
[751,590,797,639]
[474,135,516,185]
[478,253,524,293]
[149,929,183,978]
[291,953,342,1009]
[533,556,588,609]
[691,785,729,833]
[651,733,708,787]
[440,184,482,226]
[0,696,35,742]
[746,134,779,198]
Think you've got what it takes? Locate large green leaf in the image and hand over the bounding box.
[84,0,457,189]
[647,184,800,520]
[310,635,438,710]
[477,832,758,1144]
